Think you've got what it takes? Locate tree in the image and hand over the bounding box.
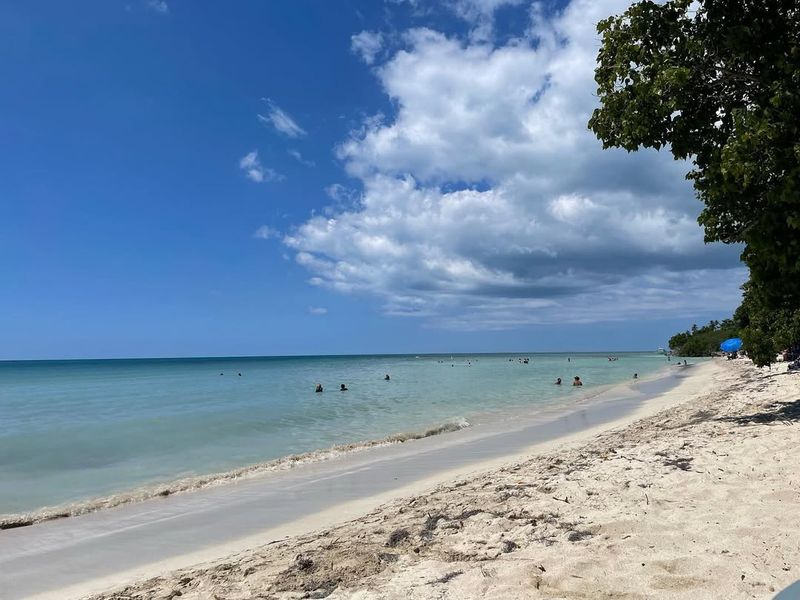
[589,0,800,365]
[668,319,738,356]
[735,279,800,365]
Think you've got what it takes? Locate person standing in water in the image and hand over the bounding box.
[633,373,638,380]
[555,377,562,385]
[573,376,583,386]
[340,383,348,391]
[315,383,323,393]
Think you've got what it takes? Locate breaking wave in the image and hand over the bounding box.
[0,417,470,530]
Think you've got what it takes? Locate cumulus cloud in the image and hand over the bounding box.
[351,31,384,64]
[239,150,282,183]
[258,99,307,138]
[395,0,524,40]
[449,0,525,41]
[325,183,359,202]
[288,149,315,167]
[285,0,745,329]
[253,225,279,239]
[146,0,169,14]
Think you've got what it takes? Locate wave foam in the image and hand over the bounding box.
[0,417,470,530]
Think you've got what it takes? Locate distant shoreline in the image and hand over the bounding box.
[0,349,671,363]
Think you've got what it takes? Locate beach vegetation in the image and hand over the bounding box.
[589,0,800,366]
[734,281,800,366]
[668,319,737,357]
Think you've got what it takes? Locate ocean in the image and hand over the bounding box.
[0,352,675,517]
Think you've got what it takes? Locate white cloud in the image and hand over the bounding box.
[288,149,315,167]
[146,0,169,14]
[285,0,745,329]
[253,225,279,239]
[351,31,384,64]
[308,306,328,315]
[449,0,525,41]
[258,99,307,138]
[239,150,282,183]
[395,0,525,41]
[325,183,359,202]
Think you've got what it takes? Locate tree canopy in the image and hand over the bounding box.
[589,0,800,366]
[668,319,738,356]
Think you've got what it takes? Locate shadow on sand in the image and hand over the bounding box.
[718,399,800,426]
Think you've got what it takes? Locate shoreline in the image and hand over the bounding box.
[0,418,473,531]
[0,358,678,530]
[0,360,716,600]
[73,357,800,600]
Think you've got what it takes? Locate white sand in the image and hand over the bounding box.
[76,358,800,599]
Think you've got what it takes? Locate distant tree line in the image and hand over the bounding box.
[589,0,800,367]
[668,320,738,357]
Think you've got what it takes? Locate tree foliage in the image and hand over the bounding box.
[589,0,800,366]
[668,319,738,356]
[734,280,800,365]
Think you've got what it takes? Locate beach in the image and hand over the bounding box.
[0,357,689,599]
[8,1,796,599]
[2,357,796,599]
[77,358,799,600]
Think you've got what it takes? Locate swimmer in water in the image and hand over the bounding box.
[633,373,638,379]
[555,377,562,385]
[384,374,390,380]
[340,383,348,391]
[573,376,583,386]
[315,383,323,393]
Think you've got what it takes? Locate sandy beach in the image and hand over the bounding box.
[69,358,798,600]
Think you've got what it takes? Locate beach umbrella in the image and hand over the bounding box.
[720,337,743,352]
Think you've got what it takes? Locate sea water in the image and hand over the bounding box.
[0,352,674,516]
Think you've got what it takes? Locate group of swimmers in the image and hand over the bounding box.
[315,359,660,393]
[315,374,391,393]
[315,383,347,392]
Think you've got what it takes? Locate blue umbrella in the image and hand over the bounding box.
[720,337,743,352]
[774,579,800,599]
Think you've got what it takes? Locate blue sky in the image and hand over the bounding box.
[0,0,745,359]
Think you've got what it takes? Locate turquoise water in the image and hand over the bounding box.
[0,352,672,515]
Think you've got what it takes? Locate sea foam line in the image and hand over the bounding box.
[0,418,470,530]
